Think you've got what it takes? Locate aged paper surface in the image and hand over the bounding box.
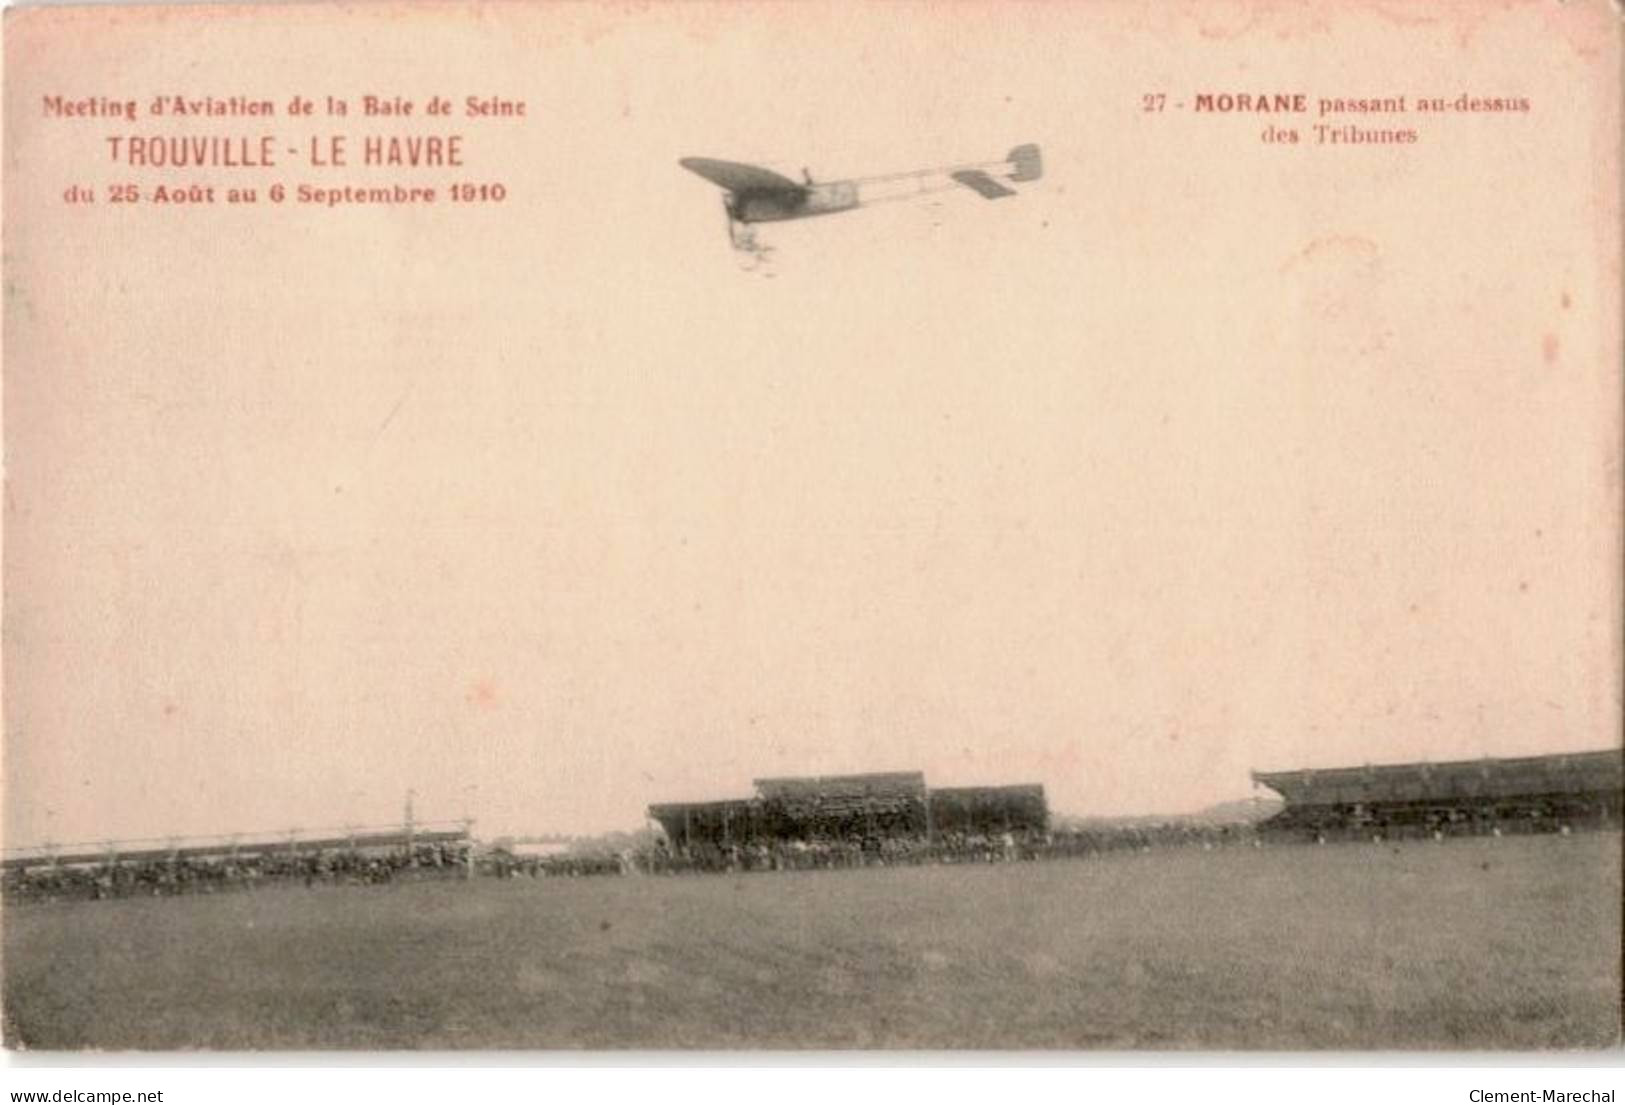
[2,0,1620,1050]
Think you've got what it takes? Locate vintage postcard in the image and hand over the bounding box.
[2,0,1620,1051]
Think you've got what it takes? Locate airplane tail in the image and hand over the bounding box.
[1007,143,1042,182]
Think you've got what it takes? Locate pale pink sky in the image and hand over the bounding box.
[4,1,1619,847]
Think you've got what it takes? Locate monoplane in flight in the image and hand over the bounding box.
[680,143,1043,251]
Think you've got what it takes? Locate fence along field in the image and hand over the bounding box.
[3,831,1618,1050]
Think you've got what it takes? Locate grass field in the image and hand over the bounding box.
[3,833,1619,1050]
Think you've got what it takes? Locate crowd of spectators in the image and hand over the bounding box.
[3,840,472,905]
[1041,822,1259,857]
[11,804,1607,904]
[494,810,1602,879]
[485,825,1256,879]
[630,825,1254,874]
[1257,799,1611,844]
[478,851,627,879]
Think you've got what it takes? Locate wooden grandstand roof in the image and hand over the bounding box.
[3,826,469,870]
[646,798,760,818]
[753,772,926,800]
[1251,749,1622,807]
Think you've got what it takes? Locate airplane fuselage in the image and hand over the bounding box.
[731,180,859,223]
[683,145,1041,250]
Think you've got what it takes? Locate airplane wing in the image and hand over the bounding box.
[951,169,1017,199]
[679,158,807,196]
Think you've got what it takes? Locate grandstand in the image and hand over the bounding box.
[2,821,472,870]
[1,821,475,902]
[929,784,1049,836]
[648,772,1047,850]
[758,771,930,839]
[1251,749,1623,839]
[645,798,766,848]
